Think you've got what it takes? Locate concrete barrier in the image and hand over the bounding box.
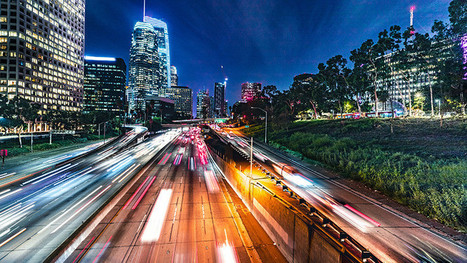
[207,135,380,263]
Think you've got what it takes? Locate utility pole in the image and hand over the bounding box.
[31,131,33,153]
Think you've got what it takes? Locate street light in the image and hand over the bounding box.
[251,107,267,143]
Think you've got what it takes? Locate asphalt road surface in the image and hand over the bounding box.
[60,127,284,263]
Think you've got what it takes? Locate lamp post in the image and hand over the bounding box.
[251,107,267,143]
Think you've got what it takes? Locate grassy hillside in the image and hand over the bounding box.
[244,118,467,231]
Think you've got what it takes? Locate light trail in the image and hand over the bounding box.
[141,189,173,242]
[123,176,150,210]
[132,176,157,210]
[52,185,111,234]
[0,228,26,249]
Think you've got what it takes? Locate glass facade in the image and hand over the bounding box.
[165,86,192,118]
[144,16,170,94]
[214,82,225,117]
[170,65,178,86]
[128,21,160,112]
[83,57,126,114]
[0,0,85,112]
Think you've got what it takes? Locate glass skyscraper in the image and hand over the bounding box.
[144,16,170,93]
[128,21,160,112]
[0,0,85,112]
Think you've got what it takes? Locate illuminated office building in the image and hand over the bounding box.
[241,82,261,102]
[166,85,192,118]
[196,89,210,119]
[84,56,126,114]
[214,82,225,117]
[0,0,85,112]
[144,16,170,93]
[170,65,178,86]
[128,21,160,111]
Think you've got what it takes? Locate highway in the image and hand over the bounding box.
[0,126,179,262]
[58,127,285,263]
[219,128,467,263]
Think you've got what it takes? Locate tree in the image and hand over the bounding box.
[0,95,39,147]
[448,0,467,37]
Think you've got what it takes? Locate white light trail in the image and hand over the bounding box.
[141,189,173,243]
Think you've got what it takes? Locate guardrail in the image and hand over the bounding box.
[206,129,382,263]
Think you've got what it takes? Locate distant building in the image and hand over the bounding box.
[293,73,314,85]
[144,16,171,93]
[214,82,226,117]
[84,57,126,114]
[372,37,466,112]
[0,0,85,112]
[145,96,175,121]
[171,66,178,86]
[196,90,210,119]
[241,82,262,102]
[166,86,193,118]
[128,21,160,112]
[210,96,215,118]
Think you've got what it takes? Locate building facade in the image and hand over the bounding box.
[170,65,178,86]
[241,82,261,102]
[371,37,466,113]
[84,57,126,114]
[196,89,210,119]
[165,86,192,118]
[144,16,170,93]
[0,0,85,112]
[128,21,160,112]
[214,82,225,117]
[145,96,175,121]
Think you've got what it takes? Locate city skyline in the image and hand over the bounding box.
[85,0,450,105]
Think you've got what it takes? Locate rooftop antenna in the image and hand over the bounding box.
[143,0,146,22]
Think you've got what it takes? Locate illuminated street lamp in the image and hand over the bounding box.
[251,107,267,143]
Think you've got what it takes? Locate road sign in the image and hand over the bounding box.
[0,149,7,156]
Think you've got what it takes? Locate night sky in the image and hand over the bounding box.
[85,0,450,110]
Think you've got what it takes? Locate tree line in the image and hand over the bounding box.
[233,0,466,126]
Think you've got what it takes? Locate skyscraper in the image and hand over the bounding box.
[128,21,160,112]
[171,66,178,86]
[166,86,192,118]
[214,82,226,117]
[241,82,262,102]
[84,57,126,114]
[196,89,210,119]
[144,16,170,93]
[0,0,85,112]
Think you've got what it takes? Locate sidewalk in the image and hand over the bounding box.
[0,139,105,187]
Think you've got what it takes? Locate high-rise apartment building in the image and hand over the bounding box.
[0,0,85,112]
[196,89,210,119]
[170,66,178,86]
[144,16,170,92]
[241,82,261,102]
[166,86,192,118]
[128,21,160,112]
[214,82,225,117]
[84,57,126,114]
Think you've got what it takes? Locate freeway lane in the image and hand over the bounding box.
[61,127,285,263]
[220,128,466,263]
[0,127,179,262]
